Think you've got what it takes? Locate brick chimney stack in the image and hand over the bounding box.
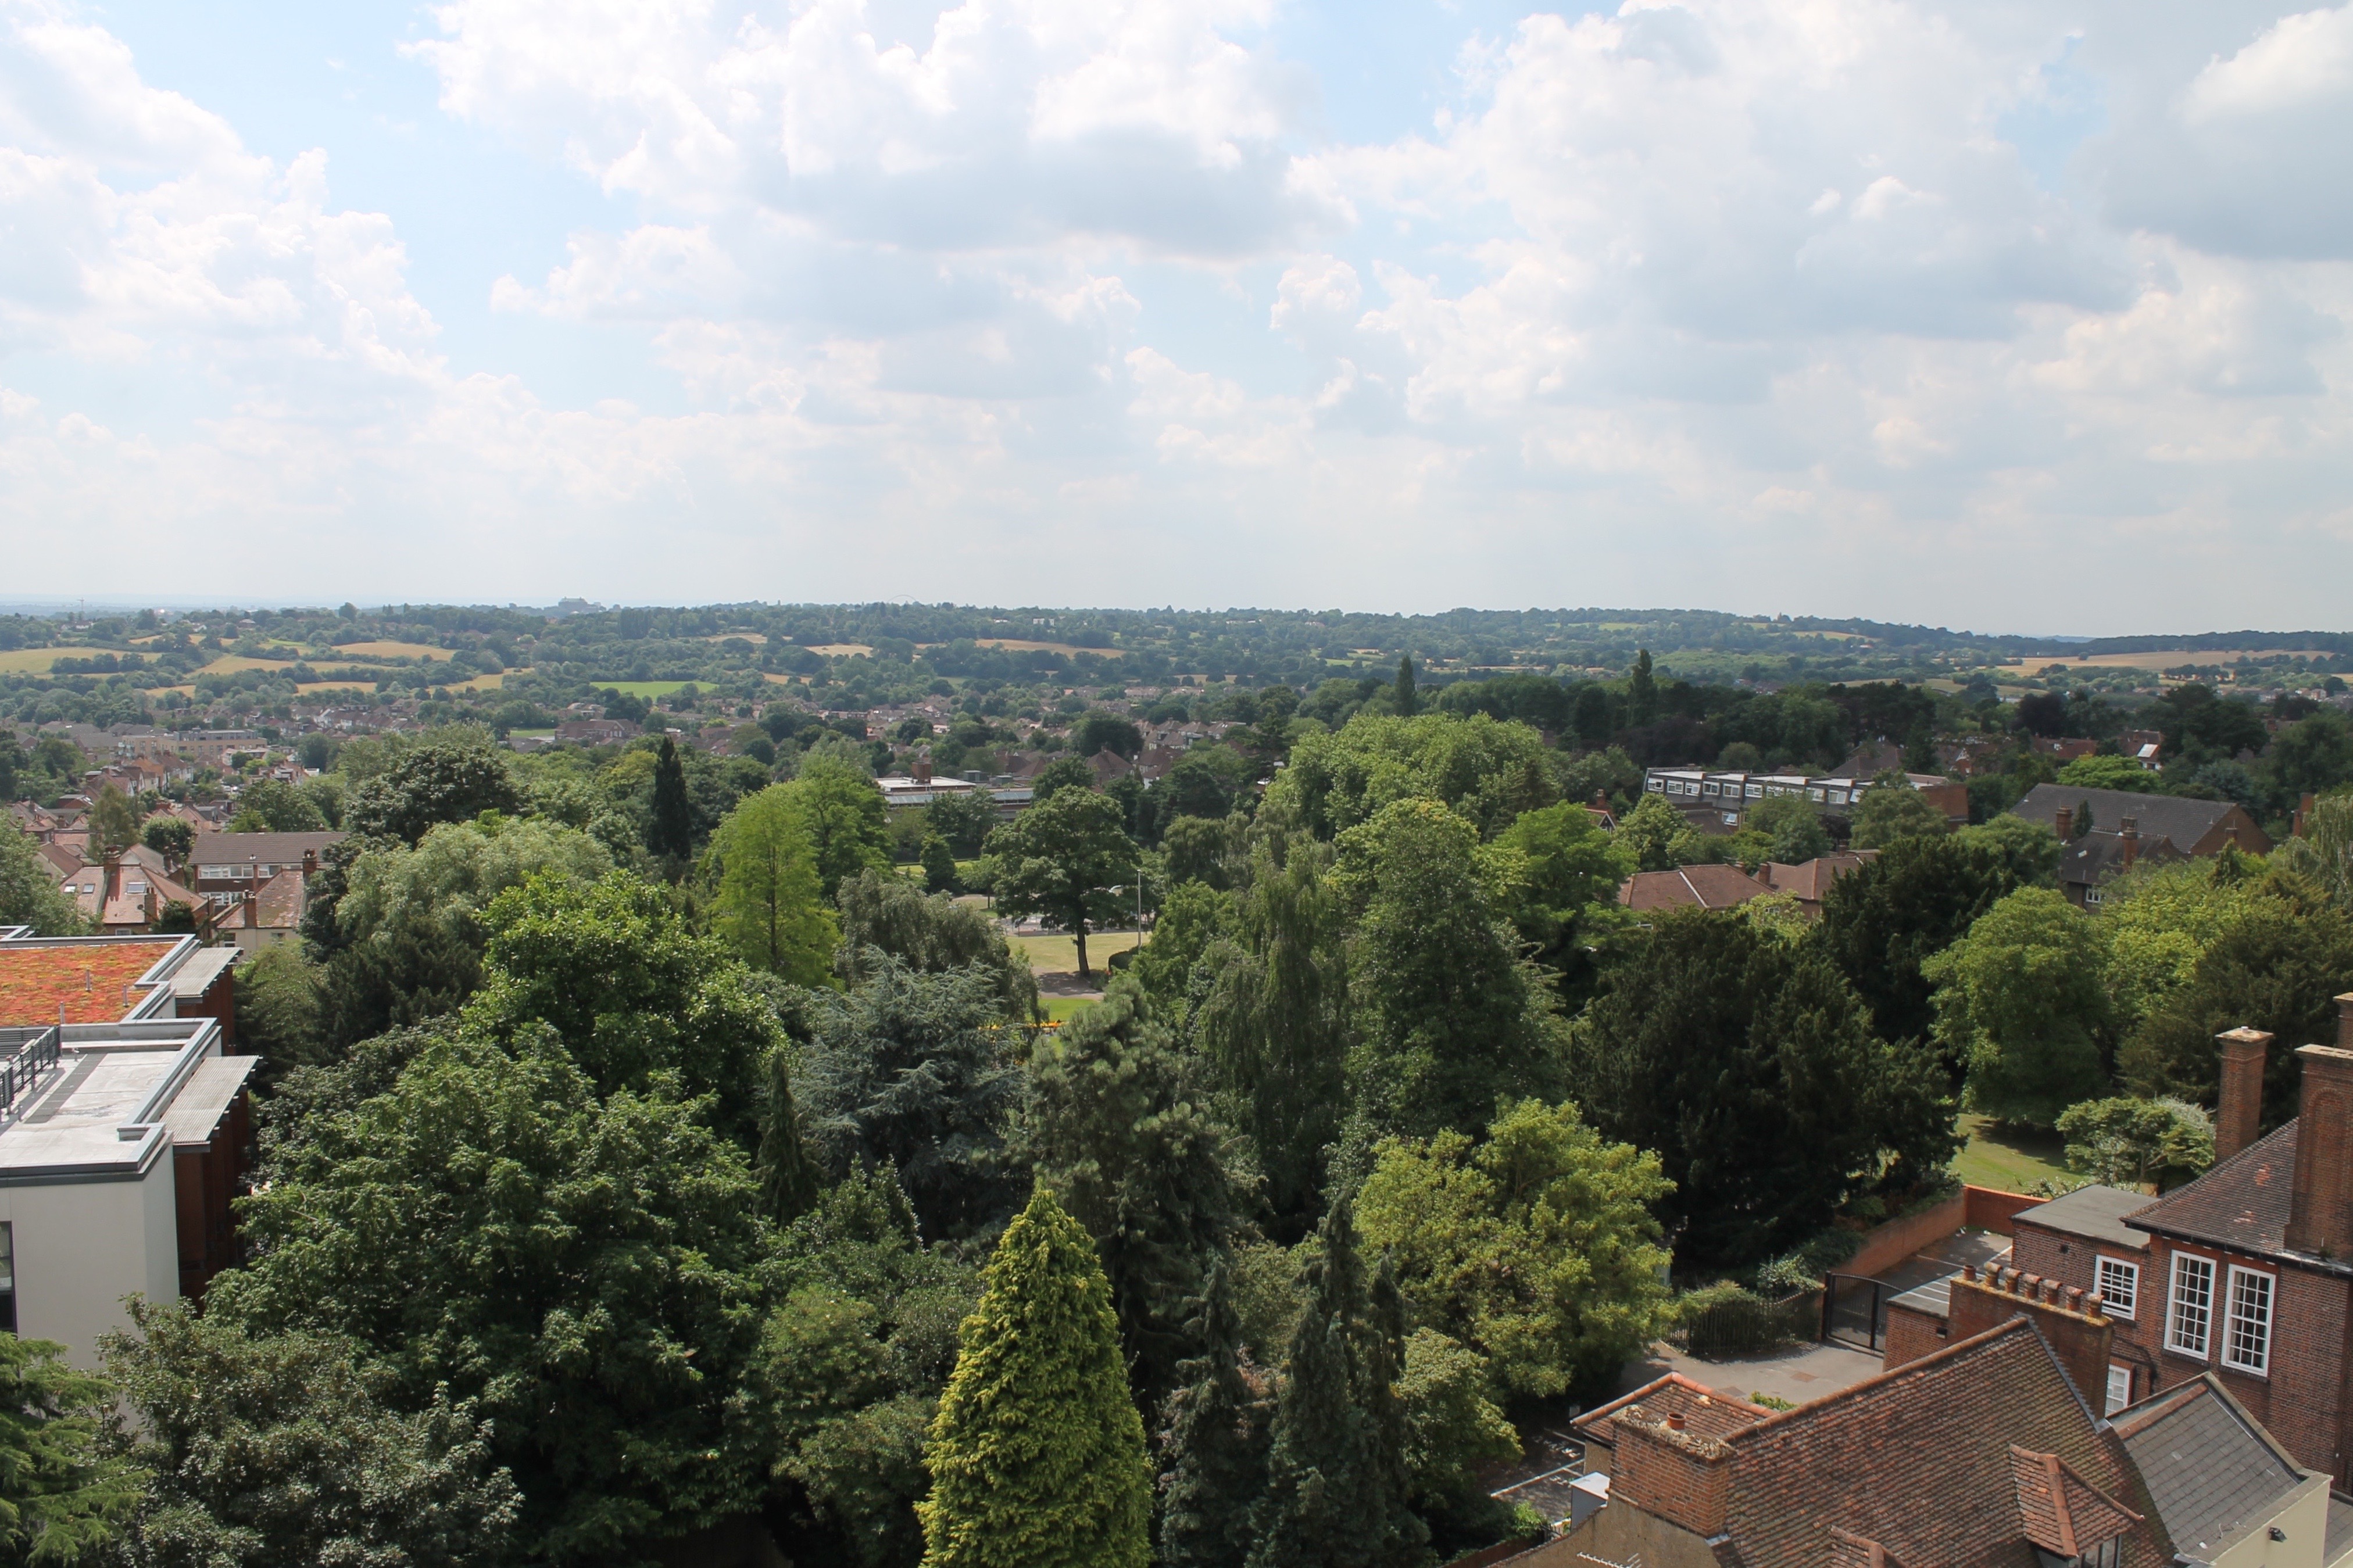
[102,851,121,905]
[2215,1028,2272,1162]
[2298,793,2318,838]
[2284,1016,2353,1260]
[1948,1265,2115,1409]
[2054,806,2073,841]
[2119,816,2140,869]
[1612,1409,1732,1537]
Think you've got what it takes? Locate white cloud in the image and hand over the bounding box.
[2,0,2353,630]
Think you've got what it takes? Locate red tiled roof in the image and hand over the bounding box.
[1715,1320,2173,1568]
[0,940,180,1025]
[2126,1120,2297,1261]
[2011,1445,2141,1558]
[1762,850,1878,904]
[1618,864,1769,912]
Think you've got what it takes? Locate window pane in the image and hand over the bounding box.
[2097,1258,2138,1320]
[2225,1269,2272,1374]
[2105,1363,2132,1416]
[2169,1256,2213,1358]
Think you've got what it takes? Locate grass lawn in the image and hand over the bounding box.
[0,647,84,673]
[1951,1115,2076,1194]
[1010,929,1146,975]
[592,679,698,699]
[1041,996,1100,1025]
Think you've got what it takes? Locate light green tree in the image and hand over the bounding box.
[86,784,141,855]
[0,822,84,936]
[1612,793,1683,873]
[710,785,838,985]
[2054,754,2162,793]
[1740,794,1830,864]
[1926,887,2112,1127]
[783,755,894,899]
[917,1186,1151,1568]
[1264,712,1560,842]
[1357,1098,1673,1399]
[2095,858,2265,1030]
[2056,1097,2214,1190]
[2273,793,2353,910]
[1850,780,1950,850]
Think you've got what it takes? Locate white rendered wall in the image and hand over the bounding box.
[0,1144,179,1367]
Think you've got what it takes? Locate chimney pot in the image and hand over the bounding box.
[2120,816,2140,868]
[1666,1412,1685,1432]
[2216,1028,2273,1162]
[2054,806,2073,841]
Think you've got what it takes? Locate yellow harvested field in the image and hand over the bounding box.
[0,647,81,673]
[295,680,379,694]
[1011,930,1146,973]
[2008,648,2334,672]
[972,638,1123,657]
[804,643,872,657]
[329,640,449,660]
[698,632,767,643]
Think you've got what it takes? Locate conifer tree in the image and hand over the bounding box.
[758,1045,821,1226]
[917,1186,1152,1568]
[648,736,695,862]
[1156,1266,1274,1568]
[1246,1198,1426,1568]
[1392,656,1418,717]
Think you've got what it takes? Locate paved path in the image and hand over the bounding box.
[1622,1337,1890,1409]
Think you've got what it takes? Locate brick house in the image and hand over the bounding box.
[1618,864,1771,914]
[1525,1313,2180,1568]
[1905,1000,2353,1491]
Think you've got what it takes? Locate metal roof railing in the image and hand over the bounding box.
[0,1026,62,1127]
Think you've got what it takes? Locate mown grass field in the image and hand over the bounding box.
[1950,1115,2075,1194]
[591,679,696,698]
[1010,929,1146,975]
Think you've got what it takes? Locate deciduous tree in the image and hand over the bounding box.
[986,788,1138,978]
[1925,888,2112,1128]
[710,785,838,985]
[1357,1099,1672,1401]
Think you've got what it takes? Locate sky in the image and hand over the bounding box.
[0,0,2349,633]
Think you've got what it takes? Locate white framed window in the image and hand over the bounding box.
[2224,1266,2273,1376]
[2168,1254,2215,1358]
[2105,1363,2133,1416]
[2096,1256,2140,1320]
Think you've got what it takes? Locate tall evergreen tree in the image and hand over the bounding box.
[648,737,695,863]
[1625,648,1657,728]
[1392,656,1418,717]
[759,1045,823,1226]
[1193,832,1350,1237]
[1018,979,1238,1412]
[1247,1197,1425,1568]
[917,1187,1152,1568]
[1156,1266,1274,1568]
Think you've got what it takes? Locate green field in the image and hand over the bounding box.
[591,680,697,699]
[1951,1115,2076,1194]
[1011,930,1146,975]
[1041,996,1100,1025]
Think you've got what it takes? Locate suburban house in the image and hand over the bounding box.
[1643,766,1969,832]
[1886,1001,2353,1493]
[1619,864,1771,913]
[1619,853,1878,918]
[0,933,255,1364]
[2010,785,2272,907]
[1760,849,1879,915]
[1535,1283,2348,1568]
[187,830,343,911]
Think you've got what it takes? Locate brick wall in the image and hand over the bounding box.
[1614,1419,1732,1538]
[1882,1301,1947,1370]
[2130,1233,2352,1485]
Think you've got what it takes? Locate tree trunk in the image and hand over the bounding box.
[1074,920,1090,980]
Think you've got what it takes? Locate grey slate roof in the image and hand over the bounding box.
[2112,1377,2306,1562]
[2058,830,2186,891]
[190,830,344,868]
[2011,785,2263,855]
[2014,1186,2155,1250]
